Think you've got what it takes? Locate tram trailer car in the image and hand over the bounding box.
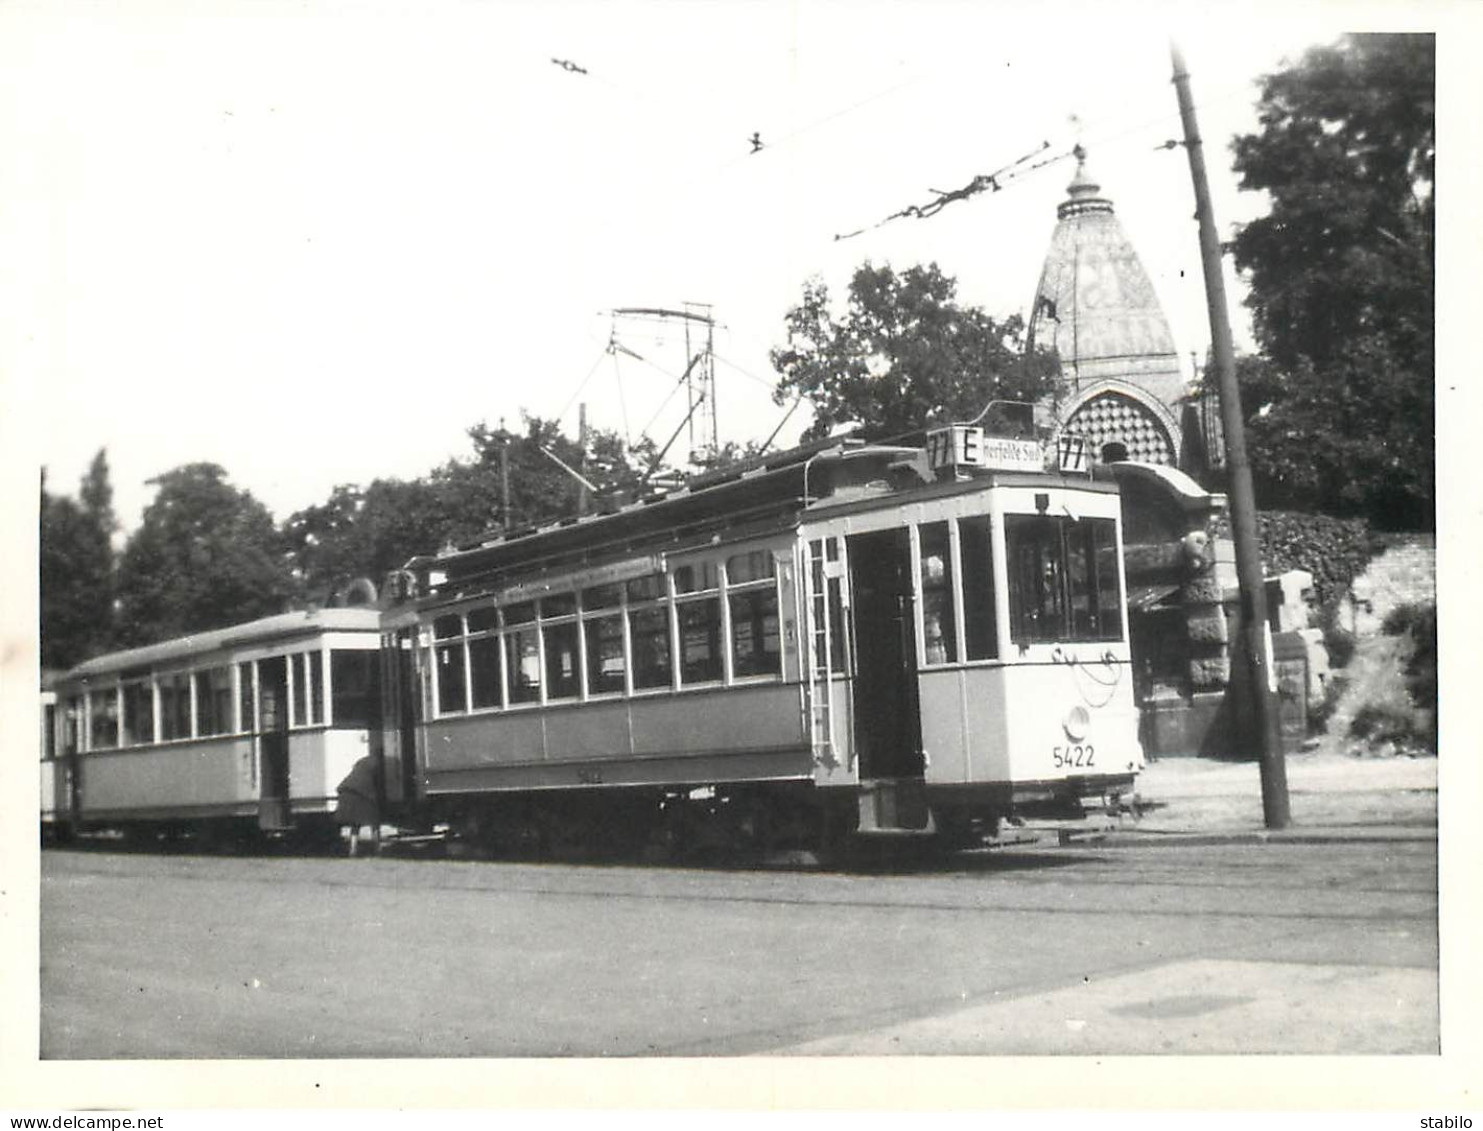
[379,436,1144,855]
[44,609,385,844]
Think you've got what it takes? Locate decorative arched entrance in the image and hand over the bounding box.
[1062,388,1179,466]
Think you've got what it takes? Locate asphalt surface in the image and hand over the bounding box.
[40,831,1438,1058]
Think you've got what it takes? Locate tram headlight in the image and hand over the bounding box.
[1062,704,1090,742]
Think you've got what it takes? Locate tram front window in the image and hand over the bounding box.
[1007,515,1123,644]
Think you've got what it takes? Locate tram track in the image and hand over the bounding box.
[42,845,1438,925]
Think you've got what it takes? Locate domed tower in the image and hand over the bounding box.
[1029,147,1189,466]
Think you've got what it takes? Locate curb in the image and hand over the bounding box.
[1089,825,1437,848]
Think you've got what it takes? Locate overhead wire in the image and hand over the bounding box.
[533,42,1277,458]
[552,346,616,430]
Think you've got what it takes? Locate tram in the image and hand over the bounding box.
[44,609,383,841]
[379,431,1144,853]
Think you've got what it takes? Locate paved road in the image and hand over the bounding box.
[40,839,1437,1057]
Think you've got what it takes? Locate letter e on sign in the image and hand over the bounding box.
[961,426,982,466]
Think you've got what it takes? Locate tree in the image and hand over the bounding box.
[115,463,298,646]
[40,450,117,670]
[282,478,450,605]
[283,416,663,600]
[769,262,1057,441]
[1230,33,1434,529]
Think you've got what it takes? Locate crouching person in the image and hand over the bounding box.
[335,755,381,857]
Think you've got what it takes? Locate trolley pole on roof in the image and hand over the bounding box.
[577,402,590,516]
[1171,41,1290,828]
[499,420,512,534]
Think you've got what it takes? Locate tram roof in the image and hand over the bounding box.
[410,439,923,594]
[60,607,382,683]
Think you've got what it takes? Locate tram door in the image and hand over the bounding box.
[847,529,924,780]
[256,656,291,830]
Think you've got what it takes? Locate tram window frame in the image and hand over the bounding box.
[195,666,233,737]
[627,574,673,692]
[917,521,958,666]
[65,696,83,756]
[467,606,504,711]
[289,654,304,725]
[581,584,627,697]
[238,661,255,734]
[121,678,155,746]
[159,670,193,741]
[726,550,781,680]
[433,614,469,716]
[308,651,324,725]
[1006,514,1124,645]
[504,621,542,705]
[674,559,723,686]
[331,650,381,728]
[88,687,119,750]
[958,516,999,660]
[541,599,581,702]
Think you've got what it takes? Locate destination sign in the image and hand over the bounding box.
[496,554,666,605]
[926,426,1042,473]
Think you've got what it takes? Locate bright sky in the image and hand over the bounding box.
[0,0,1451,532]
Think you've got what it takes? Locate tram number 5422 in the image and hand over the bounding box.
[1053,744,1095,769]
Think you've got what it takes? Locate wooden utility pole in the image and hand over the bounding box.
[1171,41,1290,828]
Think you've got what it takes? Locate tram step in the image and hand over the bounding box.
[857,778,933,834]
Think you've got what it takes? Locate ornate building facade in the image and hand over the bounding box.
[1028,148,1199,470]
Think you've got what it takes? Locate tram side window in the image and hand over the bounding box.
[677,597,723,684]
[122,680,154,746]
[467,607,503,710]
[432,614,466,715]
[583,593,626,696]
[288,655,302,724]
[89,688,119,750]
[331,651,380,728]
[195,667,233,736]
[673,561,722,684]
[918,522,957,665]
[308,651,324,724]
[543,615,581,701]
[159,672,192,740]
[958,517,998,660]
[728,550,780,678]
[238,662,255,733]
[627,575,672,690]
[65,696,83,756]
[505,625,541,704]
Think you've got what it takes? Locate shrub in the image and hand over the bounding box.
[1348,701,1417,745]
[1399,604,1437,746]
[1317,603,1356,669]
[1214,510,1376,611]
[1382,601,1432,637]
[1308,672,1349,734]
